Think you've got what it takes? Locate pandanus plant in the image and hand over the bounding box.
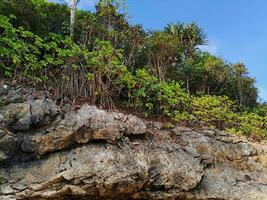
[165,22,208,58]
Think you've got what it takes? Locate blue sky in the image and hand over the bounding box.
[51,0,267,101]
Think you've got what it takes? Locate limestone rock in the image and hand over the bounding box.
[0,129,17,164]
[37,105,147,155]
[0,99,59,131]
[0,85,23,107]
[0,84,267,200]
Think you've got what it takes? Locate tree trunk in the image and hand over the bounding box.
[70,0,76,38]
[186,78,190,95]
[237,77,243,107]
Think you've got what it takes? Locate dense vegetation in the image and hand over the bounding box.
[0,0,267,138]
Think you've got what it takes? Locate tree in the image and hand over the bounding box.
[229,63,258,108]
[198,52,230,95]
[165,22,208,58]
[147,31,179,81]
[164,22,208,94]
[0,0,70,37]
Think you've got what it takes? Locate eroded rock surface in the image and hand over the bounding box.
[0,84,267,200]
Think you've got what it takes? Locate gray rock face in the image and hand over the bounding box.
[0,85,23,107]
[0,101,59,132]
[0,129,17,164]
[0,85,267,200]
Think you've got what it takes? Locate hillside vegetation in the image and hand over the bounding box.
[0,0,267,138]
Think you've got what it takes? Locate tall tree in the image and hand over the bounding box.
[147,31,179,81]
[230,63,258,108]
[165,22,208,94]
[165,22,208,57]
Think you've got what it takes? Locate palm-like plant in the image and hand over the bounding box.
[165,22,208,57]
[165,22,184,38]
[184,23,208,56]
[164,22,208,94]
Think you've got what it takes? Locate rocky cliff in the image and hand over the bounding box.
[0,84,267,200]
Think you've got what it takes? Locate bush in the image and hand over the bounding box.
[118,68,159,114]
[84,39,128,107]
[0,15,74,82]
[118,69,191,117]
[157,81,190,118]
[0,15,43,79]
[228,112,267,138]
[191,95,236,129]
[0,15,128,106]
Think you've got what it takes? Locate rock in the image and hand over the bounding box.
[172,125,193,134]
[21,137,38,153]
[30,99,59,126]
[37,105,147,155]
[0,99,59,131]
[0,129,17,164]
[0,114,3,123]
[0,151,7,163]
[0,85,23,106]
[153,121,163,130]
[0,103,32,131]
[0,85,9,96]
[163,122,175,129]
[0,84,267,200]
[0,129,5,138]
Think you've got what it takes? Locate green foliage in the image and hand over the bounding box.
[119,68,191,118]
[0,0,258,108]
[191,95,236,129]
[157,81,190,117]
[0,1,265,139]
[165,22,208,57]
[0,0,70,36]
[119,68,158,112]
[250,103,267,116]
[0,15,44,79]
[85,39,128,106]
[147,31,180,81]
[0,15,83,83]
[0,15,126,106]
[228,112,267,138]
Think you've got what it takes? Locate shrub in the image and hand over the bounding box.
[0,15,44,79]
[157,81,190,118]
[228,112,267,138]
[118,69,191,117]
[191,95,236,129]
[0,15,128,107]
[84,39,128,107]
[119,68,159,113]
